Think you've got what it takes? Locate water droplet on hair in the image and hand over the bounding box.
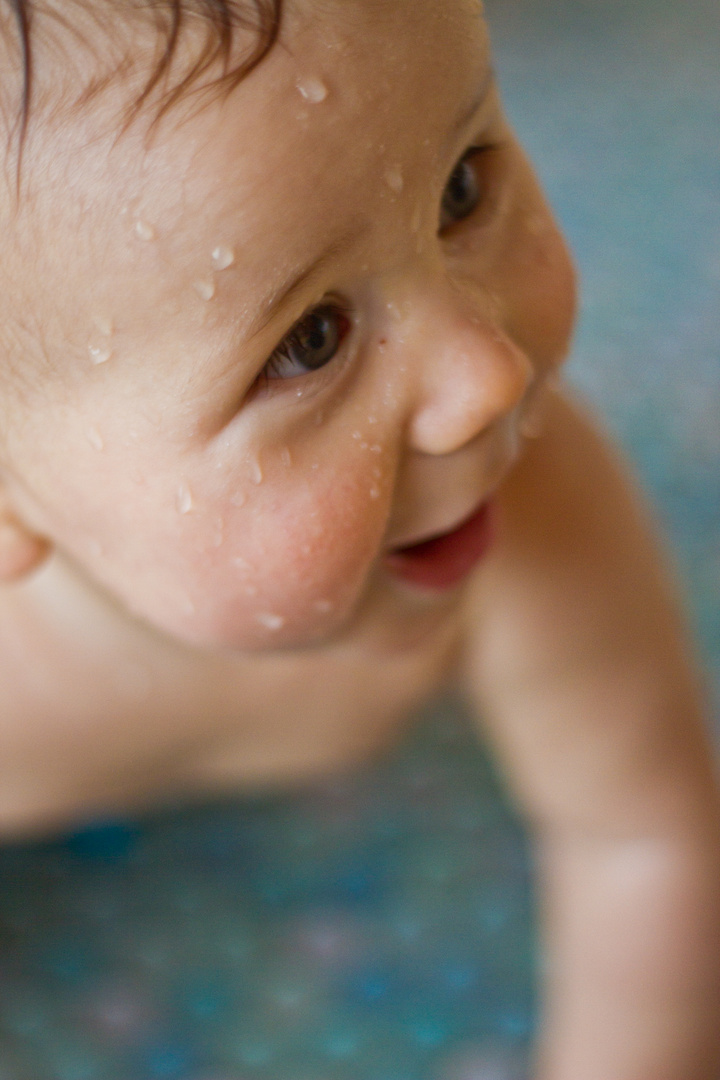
[249,457,263,485]
[256,612,285,631]
[211,246,235,270]
[89,344,112,365]
[176,483,194,514]
[280,446,293,467]
[194,279,216,301]
[297,77,328,104]
[384,165,404,194]
[134,220,155,241]
[86,426,104,451]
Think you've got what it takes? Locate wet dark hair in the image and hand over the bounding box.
[4,0,283,153]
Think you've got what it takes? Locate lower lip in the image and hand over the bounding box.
[385,501,495,591]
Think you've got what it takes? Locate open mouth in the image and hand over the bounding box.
[384,501,495,591]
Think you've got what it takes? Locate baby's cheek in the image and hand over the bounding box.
[183,448,393,648]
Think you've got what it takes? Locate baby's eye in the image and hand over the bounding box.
[440,148,486,231]
[264,305,350,381]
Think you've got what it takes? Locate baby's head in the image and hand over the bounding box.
[0,0,576,652]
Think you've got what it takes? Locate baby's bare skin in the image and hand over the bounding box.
[0,0,718,1077]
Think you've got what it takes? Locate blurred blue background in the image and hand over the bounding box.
[488,0,720,718]
[0,2,717,1078]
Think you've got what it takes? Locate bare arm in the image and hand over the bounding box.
[462,387,720,1080]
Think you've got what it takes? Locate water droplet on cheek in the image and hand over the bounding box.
[176,484,194,514]
[296,77,328,103]
[89,345,112,365]
[211,245,235,270]
[193,279,216,301]
[384,165,404,194]
[256,612,286,631]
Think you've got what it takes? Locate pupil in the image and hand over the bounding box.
[441,156,480,227]
[295,310,337,369]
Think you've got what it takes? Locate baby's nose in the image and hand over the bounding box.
[404,293,533,457]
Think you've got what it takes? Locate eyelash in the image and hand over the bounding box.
[258,143,499,388]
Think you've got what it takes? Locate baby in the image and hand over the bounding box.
[0,0,718,1076]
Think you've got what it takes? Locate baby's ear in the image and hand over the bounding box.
[0,491,50,582]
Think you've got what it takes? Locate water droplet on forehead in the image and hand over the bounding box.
[211,246,235,271]
[176,483,194,514]
[86,426,104,451]
[384,165,404,194]
[296,77,328,104]
[256,612,285,631]
[193,279,216,301]
[89,344,112,365]
[134,220,155,241]
[249,457,264,485]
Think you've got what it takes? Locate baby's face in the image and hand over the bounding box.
[0,0,575,651]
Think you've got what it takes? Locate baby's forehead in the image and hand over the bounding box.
[0,0,282,170]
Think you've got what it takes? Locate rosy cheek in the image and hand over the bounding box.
[180,438,394,647]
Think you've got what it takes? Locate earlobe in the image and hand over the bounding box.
[0,501,50,583]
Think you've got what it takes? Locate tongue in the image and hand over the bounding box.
[385,502,495,591]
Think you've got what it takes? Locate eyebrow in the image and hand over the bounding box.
[248,225,365,340]
[450,66,495,143]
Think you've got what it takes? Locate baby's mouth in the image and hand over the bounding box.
[384,501,495,591]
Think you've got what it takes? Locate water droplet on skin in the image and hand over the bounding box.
[314,599,334,614]
[410,202,423,234]
[280,446,293,467]
[92,315,114,337]
[181,595,196,615]
[296,77,328,103]
[369,444,382,454]
[231,490,247,508]
[256,612,285,631]
[245,584,259,597]
[384,165,404,194]
[89,344,112,365]
[86,426,104,451]
[314,411,325,427]
[352,431,363,440]
[176,484,194,514]
[194,279,216,301]
[369,486,381,499]
[233,556,253,574]
[367,415,378,425]
[211,246,235,270]
[249,457,264,485]
[134,220,155,241]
